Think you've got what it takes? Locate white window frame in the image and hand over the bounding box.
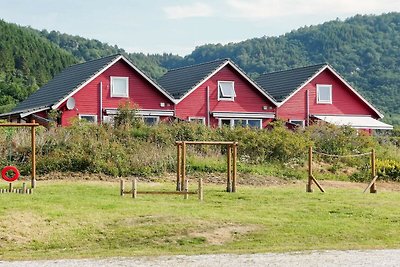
[218,81,236,101]
[317,84,332,104]
[79,114,98,123]
[218,118,262,129]
[289,120,305,128]
[188,117,206,125]
[110,76,129,98]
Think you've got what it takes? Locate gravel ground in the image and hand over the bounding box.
[1,250,400,267]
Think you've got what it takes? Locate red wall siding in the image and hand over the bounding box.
[277,69,379,122]
[59,59,174,126]
[175,65,276,127]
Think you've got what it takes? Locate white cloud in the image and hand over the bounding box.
[164,2,214,19]
[225,0,400,19]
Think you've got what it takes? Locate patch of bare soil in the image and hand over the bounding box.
[189,223,260,245]
[0,212,49,247]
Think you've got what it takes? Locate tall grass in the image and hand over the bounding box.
[0,120,398,181]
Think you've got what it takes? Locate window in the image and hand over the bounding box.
[219,118,262,129]
[289,120,305,128]
[111,76,129,97]
[143,116,159,125]
[188,117,206,125]
[218,81,236,101]
[79,114,97,123]
[317,84,332,104]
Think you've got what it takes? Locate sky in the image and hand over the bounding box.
[0,0,399,56]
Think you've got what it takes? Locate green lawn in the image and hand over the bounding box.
[1,180,400,260]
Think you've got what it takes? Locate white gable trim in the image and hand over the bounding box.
[52,55,175,110]
[20,107,51,118]
[277,65,383,118]
[174,60,278,106]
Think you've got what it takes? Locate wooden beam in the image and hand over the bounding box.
[232,143,237,193]
[176,143,181,191]
[0,123,39,127]
[370,149,377,193]
[31,120,37,188]
[307,146,313,192]
[176,141,237,145]
[227,144,232,192]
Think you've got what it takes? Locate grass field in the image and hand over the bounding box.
[1,179,400,260]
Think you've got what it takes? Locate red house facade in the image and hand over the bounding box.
[158,59,277,128]
[1,55,175,126]
[255,64,393,131]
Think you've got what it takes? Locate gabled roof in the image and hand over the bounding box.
[255,63,326,102]
[255,63,383,118]
[6,54,174,117]
[158,58,277,105]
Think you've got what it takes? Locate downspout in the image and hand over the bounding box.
[99,82,103,124]
[306,89,310,126]
[206,86,210,127]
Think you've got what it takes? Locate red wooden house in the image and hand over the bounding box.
[0,54,175,126]
[157,59,277,128]
[255,64,393,131]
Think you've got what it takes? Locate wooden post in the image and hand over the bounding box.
[198,178,203,201]
[8,183,12,193]
[120,180,124,196]
[227,144,232,192]
[184,179,189,199]
[370,149,377,193]
[31,120,37,188]
[307,146,313,192]
[176,143,182,191]
[132,179,137,198]
[181,141,186,191]
[22,183,26,194]
[232,143,237,193]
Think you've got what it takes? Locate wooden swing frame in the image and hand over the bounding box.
[0,120,39,188]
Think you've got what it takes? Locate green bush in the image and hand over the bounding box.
[376,159,400,181]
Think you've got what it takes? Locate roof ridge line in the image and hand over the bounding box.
[262,62,327,75]
[166,58,230,72]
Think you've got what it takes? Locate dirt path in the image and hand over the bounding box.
[1,250,400,266]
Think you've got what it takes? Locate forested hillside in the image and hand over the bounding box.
[0,20,77,113]
[0,13,399,124]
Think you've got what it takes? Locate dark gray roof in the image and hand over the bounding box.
[11,54,121,114]
[255,63,327,102]
[157,59,229,99]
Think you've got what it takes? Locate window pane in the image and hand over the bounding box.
[143,117,158,125]
[112,77,128,97]
[221,119,231,127]
[248,119,261,128]
[318,85,331,103]
[219,82,235,98]
[234,119,246,127]
[80,115,96,123]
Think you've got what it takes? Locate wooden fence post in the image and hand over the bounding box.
[120,180,124,196]
[31,120,36,188]
[370,149,377,193]
[227,144,232,192]
[307,146,313,192]
[184,179,189,199]
[176,143,181,191]
[232,143,237,193]
[181,141,186,192]
[132,179,137,198]
[198,178,203,201]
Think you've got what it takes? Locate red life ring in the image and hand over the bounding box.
[1,166,20,182]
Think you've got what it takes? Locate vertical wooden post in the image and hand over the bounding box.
[181,141,186,191]
[198,178,203,201]
[176,143,182,191]
[184,179,189,199]
[31,120,36,188]
[132,179,137,198]
[232,143,237,193]
[370,149,377,193]
[120,179,124,196]
[22,183,26,194]
[8,183,12,193]
[307,146,313,192]
[227,144,232,192]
